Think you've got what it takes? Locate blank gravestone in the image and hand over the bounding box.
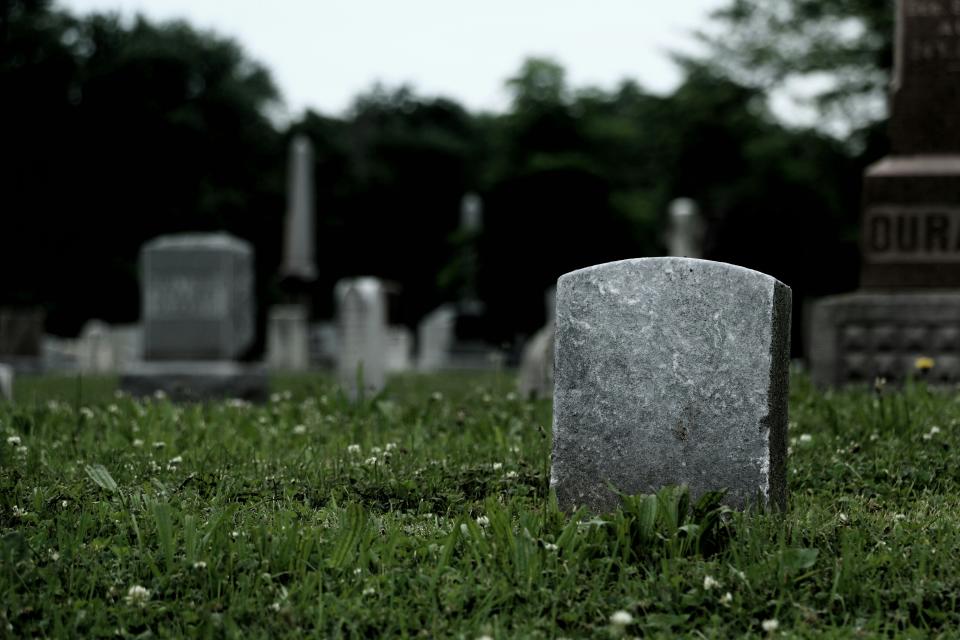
[121,233,267,401]
[551,258,791,513]
[336,277,387,398]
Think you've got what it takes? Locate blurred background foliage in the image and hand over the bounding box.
[1,0,895,354]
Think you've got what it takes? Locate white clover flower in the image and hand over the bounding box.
[12,505,27,518]
[168,455,183,465]
[364,456,378,466]
[543,542,558,551]
[270,393,281,403]
[370,446,382,455]
[152,441,166,449]
[80,407,95,420]
[492,462,503,471]
[894,513,907,521]
[476,515,490,527]
[268,602,281,612]
[133,439,144,448]
[231,531,240,539]
[761,619,779,632]
[15,446,26,457]
[460,523,470,537]
[192,561,207,570]
[6,435,21,446]
[799,433,812,443]
[48,549,60,562]
[347,444,361,455]
[60,500,68,509]
[108,404,119,414]
[362,587,376,596]
[505,471,519,479]
[353,568,362,576]
[838,512,849,524]
[930,426,942,435]
[385,442,398,452]
[720,592,733,605]
[292,424,307,435]
[703,575,720,590]
[609,610,634,626]
[124,585,150,606]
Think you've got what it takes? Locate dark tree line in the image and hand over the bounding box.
[1,0,893,354]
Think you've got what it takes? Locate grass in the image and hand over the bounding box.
[2,371,960,638]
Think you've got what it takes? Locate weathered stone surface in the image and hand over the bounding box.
[142,233,255,360]
[809,291,960,386]
[551,258,791,513]
[336,277,388,398]
[0,363,12,401]
[889,0,960,155]
[267,305,310,371]
[417,305,456,371]
[280,135,318,282]
[120,361,268,402]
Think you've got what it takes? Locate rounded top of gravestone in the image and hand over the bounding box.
[460,193,483,231]
[559,257,788,291]
[291,134,314,158]
[143,232,252,255]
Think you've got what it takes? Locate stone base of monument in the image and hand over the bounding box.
[120,361,269,402]
[809,291,960,387]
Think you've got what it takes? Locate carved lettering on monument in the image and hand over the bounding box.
[904,0,960,65]
[146,276,229,319]
[865,207,960,263]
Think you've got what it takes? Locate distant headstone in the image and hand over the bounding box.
[0,363,12,401]
[121,233,267,401]
[0,307,44,372]
[810,0,960,385]
[141,233,255,360]
[518,287,557,398]
[77,320,114,373]
[551,258,791,512]
[386,326,414,372]
[666,198,705,258]
[417,305,456,371]
[336,277,388,398]
[281,135,318,282]
[267,305,310,371]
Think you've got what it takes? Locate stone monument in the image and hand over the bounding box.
[0,363,12,402]
[551,258,791,513]
[666,198,706,259]
[810,0,960,385]
[518,287,556,398]
[120,233,267,401]
[267,134,317,371]
[336,277,388,398]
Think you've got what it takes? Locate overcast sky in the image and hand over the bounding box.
[58,0,727,120]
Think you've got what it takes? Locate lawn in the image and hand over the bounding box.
[2,372,959,638]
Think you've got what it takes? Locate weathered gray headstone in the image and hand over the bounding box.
[551,258,791,512]
[121,232,266,401]
[417,305,456,371]
[666,198,705,259]
[386,326,414,372]
[281,135,318,282]
[0,307,44,373]
[77,320,114,373]
[518,287,557,398]
[141,233,254,360]
[0,363,12,402]
[267,305,310,371]
[336,277,388,398]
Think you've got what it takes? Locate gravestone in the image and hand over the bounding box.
[518,287,556,398]
[0,307,44,373]
[666,198,706,259]
[267,305,310,371]
[336,277,387,398]
[810,0,960,385]
[77,320,114,373]
[0,363,12,401]
[386,326,414,372]
[281,134,318,282]
[121,233,267,400]
[551,258,791,512]
[417,305,456,371]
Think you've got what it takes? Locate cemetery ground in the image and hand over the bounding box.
[3,372,960,638]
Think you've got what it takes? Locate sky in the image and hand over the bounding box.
[58,0,728,120]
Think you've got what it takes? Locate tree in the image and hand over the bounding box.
[699,0,895,137]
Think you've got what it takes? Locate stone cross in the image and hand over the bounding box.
[336,277,388,398]
[281,134,318,282]
[666,198,705,259]
[551,258,791,512]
